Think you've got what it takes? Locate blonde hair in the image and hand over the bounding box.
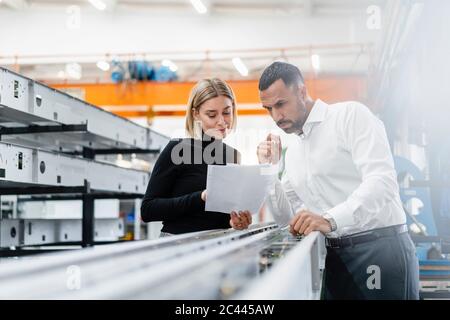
[185,78,237,138]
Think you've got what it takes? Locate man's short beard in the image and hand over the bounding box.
[283,121,302,133]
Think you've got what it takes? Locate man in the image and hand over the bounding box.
[257,61,419,299]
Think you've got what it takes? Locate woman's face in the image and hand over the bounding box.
[193,95,234,139]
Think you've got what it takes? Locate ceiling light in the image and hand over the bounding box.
[65,63,82,80]
[57,71,66,79]
[161,59,178,72]
[88,0,106,11]
[190,0,207,14]
[232,57,248,77]
[96,60,110,71]
[311,54,321,71]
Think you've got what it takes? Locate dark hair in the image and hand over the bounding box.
[258,61,304,91]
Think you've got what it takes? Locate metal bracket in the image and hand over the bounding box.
[0,124,88,137]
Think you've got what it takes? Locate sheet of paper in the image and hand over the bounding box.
[205,164,277,214]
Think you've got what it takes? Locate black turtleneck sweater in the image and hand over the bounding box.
[141,138,240,234]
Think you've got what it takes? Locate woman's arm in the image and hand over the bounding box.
[140,140,205,222]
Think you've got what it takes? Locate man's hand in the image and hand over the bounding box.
[257,133,282,164]
[230,211,252,230]
[289,210,332,236]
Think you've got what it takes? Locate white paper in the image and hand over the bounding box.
[205,164,278,214]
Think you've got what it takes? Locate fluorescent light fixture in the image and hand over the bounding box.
[88,0,106,11]
[65,62,82,80]
[66,5,81,30]
[311,54,321,71]
[161,59,178,72]
[190,0,207,14]
[232,57,249,77]
[96,60,110,71]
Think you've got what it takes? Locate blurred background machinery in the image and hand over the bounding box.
[372,0,450,299]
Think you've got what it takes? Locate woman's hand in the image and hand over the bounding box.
[201,190,207,202]
[229,211,252,230]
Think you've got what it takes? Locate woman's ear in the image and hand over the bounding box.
[192,108,199,120]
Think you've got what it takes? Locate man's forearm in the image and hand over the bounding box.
[266,179,297,227]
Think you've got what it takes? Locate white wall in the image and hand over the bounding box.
[0,6,380,57]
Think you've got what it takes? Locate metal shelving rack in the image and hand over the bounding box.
[0,67,169,252]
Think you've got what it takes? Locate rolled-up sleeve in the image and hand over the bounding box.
[265,174,303,227]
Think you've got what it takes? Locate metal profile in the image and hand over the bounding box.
[0,141,149,194]
[0,223,324,299]
[0,218,124,248]
[0,67,169,152]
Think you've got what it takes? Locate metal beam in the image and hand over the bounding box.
[0,141,150,194]
[0,124,88,136]
[0,67,170,152]
[63,147,161,157]
[0,218,126,249]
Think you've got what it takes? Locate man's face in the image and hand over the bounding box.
[260,79,308,134]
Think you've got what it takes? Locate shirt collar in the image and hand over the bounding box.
[300,99,328,137]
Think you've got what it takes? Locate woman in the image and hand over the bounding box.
[141,78,252,235]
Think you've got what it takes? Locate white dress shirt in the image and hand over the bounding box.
[267,99,406,237]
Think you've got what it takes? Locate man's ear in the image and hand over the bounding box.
[296,84,307,101]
